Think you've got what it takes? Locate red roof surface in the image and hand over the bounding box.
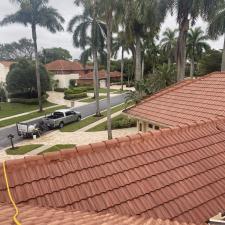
[80,70,121,80]
[125,72,225,127]
[0,61,15,68]
[1,119,225,224]
[45,60,92,71]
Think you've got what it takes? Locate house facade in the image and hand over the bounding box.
[45,60,92,88]
[125,72,225,132]
[0,61,15,83]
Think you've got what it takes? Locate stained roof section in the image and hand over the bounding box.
[45,60,92,71]
[1,119,225,224]
[125,72,225,127]
[80,70,121,80]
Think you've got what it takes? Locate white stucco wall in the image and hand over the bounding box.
[0,63,10,83]
[53,73,80,88]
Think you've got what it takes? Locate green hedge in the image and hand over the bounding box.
[10,95,47,105]
[64,92,87,100]
[65,87,89,95]
[55,88,67,92]
[106,115,136,130]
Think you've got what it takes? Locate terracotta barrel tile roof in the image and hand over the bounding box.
[1,119,225,224]
[45,60,92,71]
[0,61,16,68]
[125,72,225,127]
[1,203,165,225]
[80,70,121,80]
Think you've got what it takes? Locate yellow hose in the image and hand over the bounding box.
[3,161,22,225]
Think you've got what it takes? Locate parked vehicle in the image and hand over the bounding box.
[16,123,41,138]
[42,109,81,129]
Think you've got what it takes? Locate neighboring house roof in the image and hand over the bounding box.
[125,72,225,127]
[1,118,225,224]
[80,70,121,80]
[0,61,15,68]
[1,203,193,225]
[45,60,92,72]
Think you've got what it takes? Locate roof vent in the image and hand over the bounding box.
[208,213,225,225]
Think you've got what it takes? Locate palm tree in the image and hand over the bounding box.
[68,0,106,117]
[160,28,178,66]
[208,3,225,71]
[187,27,210,77]
[169,0,223,81]
[1,0,64,112]
[112,31,130,91]
[98,0,122,140]
[124,0,168,82]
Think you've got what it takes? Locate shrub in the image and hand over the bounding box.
[104,115,136,130]
[10,96,47,104]
[69,79,76,88]
[0,88,6,102]
[65,87,88,95]
[64,92,87,100]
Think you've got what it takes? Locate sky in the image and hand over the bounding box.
[0,0,224,60]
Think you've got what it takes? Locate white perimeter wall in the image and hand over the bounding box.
[0,64,10,83]
[53,74,80,88]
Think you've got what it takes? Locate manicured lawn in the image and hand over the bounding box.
[87,114,137,132]
[0,105,66,128]
[6,144,43,155]
[87,88,117,94]
[0,101,55,119]
[60,103,133,132]
[38,144,75,155]
[79,96,106,103]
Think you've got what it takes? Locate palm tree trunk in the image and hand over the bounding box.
[135,35,142,81]
[190,56,195,78]
[142,58,144,79]
[176,18,189,81]
[121,48,124,91]
[221,34,225,71]
[31,23,42,112]
[106,11,113,140]
[93,48,101,116]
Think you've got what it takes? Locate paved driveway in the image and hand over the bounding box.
[0,94,127,150]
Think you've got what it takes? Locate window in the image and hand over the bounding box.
[65,111,73,116]
[149,124,153,129]
[155,126,160,130]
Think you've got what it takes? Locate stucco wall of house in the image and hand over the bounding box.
[53,73,80,88]
[0,63,10,83]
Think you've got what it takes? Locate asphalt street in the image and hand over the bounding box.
[0,94,126,150]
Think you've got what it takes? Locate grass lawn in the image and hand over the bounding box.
[87,114,136,132]
[79,96,106,103]
[87,88,117,94]
[60,103,133,132]
[0,105,66,128]
[38,144,75,155]
[0,101,55,119]
[6,144,43,155]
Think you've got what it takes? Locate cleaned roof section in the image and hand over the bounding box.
[125,72,225,127]
[1,119,225,224]
[45,60,92,71]
[1,203,164,225]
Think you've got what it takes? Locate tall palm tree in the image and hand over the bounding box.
[112,31,130,91]
[124,0,168,82]
[1,0,64,112]
[98,0,121,140]
[187,27,210,77]
[208,3,225,71]
[169,0,223,81]
[160,28,178,66]
[68,0,106,117]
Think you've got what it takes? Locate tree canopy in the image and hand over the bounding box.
[0,38,34,61]
[40,48,72,64]
[6,59,50,95]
